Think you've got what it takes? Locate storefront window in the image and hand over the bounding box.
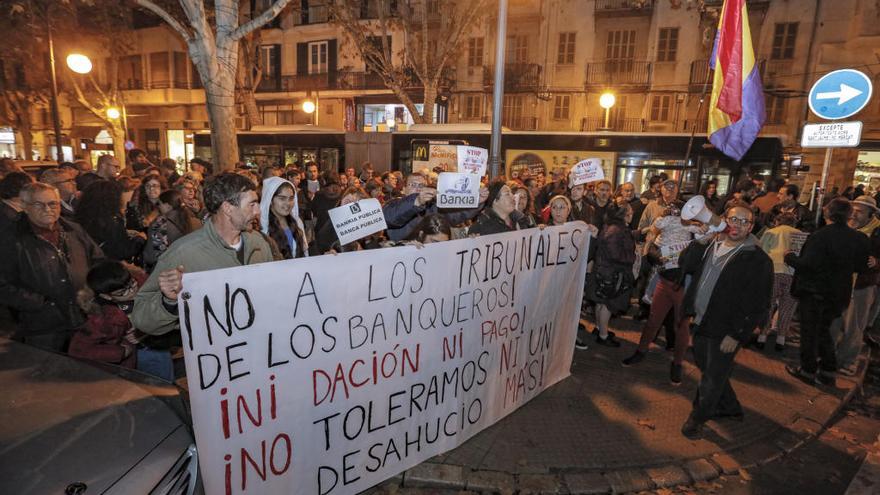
[855,151,880,194]
[616,155,697,195]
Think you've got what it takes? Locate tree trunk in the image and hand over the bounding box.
[110,123,126,167]
[422,83,438,124]
[20,128,33,160]
[204,77,240,171]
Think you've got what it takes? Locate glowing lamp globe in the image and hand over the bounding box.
[302,100,316,114]
[66,54,93,74]
[106,107,121,119]
[599,92,616,109]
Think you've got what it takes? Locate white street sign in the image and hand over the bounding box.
[800,121,862,148]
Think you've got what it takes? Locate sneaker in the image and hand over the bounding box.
[575,324,590,350]
[786,365,817,386]
[592,328,616,339]
[816,371,836,387]
[774,342,785,352]
[681,417,704,440]
[622,351,645,367]
[595,333,622,347]
[575,337,590,350]
[670,363,682,385]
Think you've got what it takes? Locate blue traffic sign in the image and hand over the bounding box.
[808,69,873,120]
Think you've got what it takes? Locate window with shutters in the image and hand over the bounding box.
[503,95,524,127]
[650,95,671,121]
[260,45,278,78]
[771,23,798,60]
[149,53,170,88]
[463,94,482,119]
[173,52,188,88]
[557,33,576,65]
[609,95,628,124]
[468,37,484,67]
[657,28,678,62]
[553,95,571,120]
[766,96,786,124]
[507,35,528,64]
[308,41,328,74]
[606,30,635,61]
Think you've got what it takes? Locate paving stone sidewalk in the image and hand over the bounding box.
[368,315,870,494]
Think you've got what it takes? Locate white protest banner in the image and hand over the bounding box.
[661,241,692,270]
[570,158,604,186]
[428,144,458,172]
[456,146,488,176]
[436,172,481,209]
[789,231,809,255]
[178,224,591,495]
[328,198,387,246]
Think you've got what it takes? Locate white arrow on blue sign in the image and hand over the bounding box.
[808,69,873,120]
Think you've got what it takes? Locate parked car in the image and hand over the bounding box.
[0,338,201,494]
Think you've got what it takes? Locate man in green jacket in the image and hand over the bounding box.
[132,173,274,335]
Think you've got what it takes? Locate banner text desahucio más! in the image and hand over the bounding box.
[179,223,591,495]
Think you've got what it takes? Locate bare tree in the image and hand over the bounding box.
[134,0,294,170]
[0,64,48,161]
[330,0,489,125]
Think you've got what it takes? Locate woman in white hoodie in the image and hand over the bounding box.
[260,176,309,260]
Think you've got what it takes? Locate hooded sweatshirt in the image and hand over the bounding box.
[260,177,308,258]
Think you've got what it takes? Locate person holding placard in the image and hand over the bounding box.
[511,184,538,228]
[383,172,486,241]
[312,186,386,254]
[469,181,531,236]
[567,182,598,230]
[132,173,274,336]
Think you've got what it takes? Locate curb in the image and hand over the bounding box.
[368,348,871,494]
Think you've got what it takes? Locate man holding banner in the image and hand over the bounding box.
[384,173,487,241]
[132,173,275,336]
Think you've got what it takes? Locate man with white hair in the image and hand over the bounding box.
[831,195,880,375]
[40,168,78,218]
[0,182,104,351]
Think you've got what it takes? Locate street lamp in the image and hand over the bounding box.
[106,107,121,120]
[599,92,616,130]
[66,53,92,74]
[302,100,316,114]
[386,117,396,130]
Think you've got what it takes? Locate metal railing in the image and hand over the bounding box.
[595,0,655,14]
[584,60,652,87]
[581,116,646,132]
[483,63,542,91]
[688,59,712,92]
[500,115,538,130]
[677,119,709,133]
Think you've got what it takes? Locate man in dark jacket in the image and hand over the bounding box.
[0,171,33,232]
[383,172,486,241]
[0,182,104,351]
[785,198,870,386]
[678,205,773,439]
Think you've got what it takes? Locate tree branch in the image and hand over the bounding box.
[66,73,111,127]
[134,0,192,42]
[229,0,294,42]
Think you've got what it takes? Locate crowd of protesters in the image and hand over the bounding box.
[2,151,880,439]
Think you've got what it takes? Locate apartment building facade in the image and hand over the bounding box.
[5,0,879,195]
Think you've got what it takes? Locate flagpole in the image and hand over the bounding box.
[676,59,714,194]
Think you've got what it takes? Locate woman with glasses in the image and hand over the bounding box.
[126,175,167,232]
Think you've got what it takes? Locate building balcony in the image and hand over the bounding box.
[483,63,542,92]
[677,119,708,134]
[595,0,654,17]
[688,59,712,92]
[581,116,646,132]
[584,60,652,89]
[255,68,454,94]
[496,115,538,130]
[761,59,796,88]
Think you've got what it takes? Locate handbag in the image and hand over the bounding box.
[594,265,633,299]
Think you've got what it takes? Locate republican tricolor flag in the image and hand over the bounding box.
[708,0,766,161]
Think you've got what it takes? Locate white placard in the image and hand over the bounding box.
[789,232,809,255]
[456,146,488,176]
[179,225,590,495]
[328,198,387,246]
[660,241,691,270]
[428,144,458,172]
[569,158,605,186]
[800,122,862,148]
[437,172,481,209]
